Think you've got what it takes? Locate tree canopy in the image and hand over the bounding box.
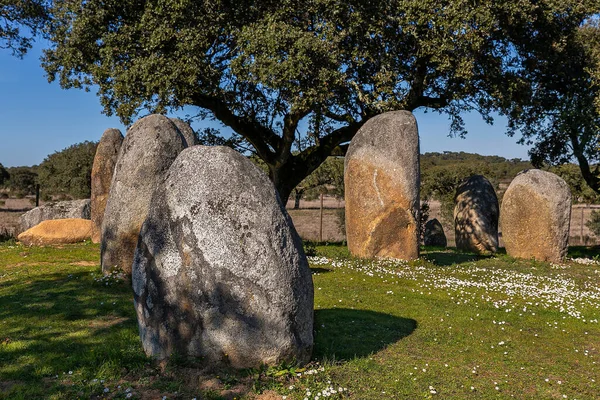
[37,141,98,199]
[509,20,600,194]
[1,0,49,57]
[0,163,9,186]
[42,0,600,201]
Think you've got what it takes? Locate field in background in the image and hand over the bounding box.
[1,195,598,246]
[287,196,600,246]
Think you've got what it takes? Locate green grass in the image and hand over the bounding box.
[1,242,599,399]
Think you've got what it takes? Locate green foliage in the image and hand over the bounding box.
[6,166,37,195]
[41,0,599,201]
[586,210,600,237]
[509,20,600,194]
[0,162,9,185]
[292,157,344,207]
[37,141,98,199]
[1,0,49,57]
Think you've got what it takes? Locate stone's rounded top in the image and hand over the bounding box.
[509,169,571,200]
[346,111,419,166]
[170,118,198,147]
[424,218,447,247]
[99,128,124,142]
[456,175,496,195]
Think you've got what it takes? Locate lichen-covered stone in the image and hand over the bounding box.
[424,218,447,247]
[454,175,499,255]
[18,218,92,246]
[101,115,186,276]
[345,111,420,260]
[20,199,91,232]
[500,169,572,262]
[91,128,124,243]
[132,146,313,368]
[171,118,198,146]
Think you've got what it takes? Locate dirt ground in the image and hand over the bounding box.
[1,195,598,246]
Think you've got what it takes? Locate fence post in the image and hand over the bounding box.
[319,193,324,242]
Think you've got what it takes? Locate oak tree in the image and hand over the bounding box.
[42,0,598,202]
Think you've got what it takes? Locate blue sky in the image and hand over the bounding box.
[0,43,531,168]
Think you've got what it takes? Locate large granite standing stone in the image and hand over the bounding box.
[101,115,186,276]
[345,111,420,260]
[454,175,499,255]
[18,218,92,246]
[90,128,124,243]
[20,199,91,232]
[424,218,447,247]
[132,146,313,368]
[171,118,198,146]
[500,169,572,262]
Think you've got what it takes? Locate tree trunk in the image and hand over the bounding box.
[294,191,302,209]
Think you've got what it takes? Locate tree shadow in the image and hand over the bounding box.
[313,308,416,361]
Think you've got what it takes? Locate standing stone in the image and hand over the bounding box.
[345,111,420,260]
[101,115,186,276]
[133,146,313,368]
[90,128,124,243]
[424,219,447,247]
[454,175,499,255]
[500,169,572,262]
[170,118,198,146]
[20,199,91,232]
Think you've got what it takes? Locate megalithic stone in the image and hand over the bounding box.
[91,128,123,243]
[345,111,420,260]
[500,169,572,262]
[101,115,187,276]
[132,146,314,368]
[454,175,499,255]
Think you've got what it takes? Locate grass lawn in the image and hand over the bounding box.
[1,241,599,399]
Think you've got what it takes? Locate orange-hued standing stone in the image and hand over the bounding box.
[500,169,572,262]
[344,111,420,260]
[90,128,123,243]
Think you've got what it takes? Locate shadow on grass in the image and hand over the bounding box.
[421,246,507,266]
[310,267,332,274]
[568,245,600,259]
[0,270,145,393]
[313,308,416,361]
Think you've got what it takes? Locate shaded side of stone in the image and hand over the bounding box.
[132,146,313,369]
[20,199,91,232]
[424,218,447,247]
[91,128,124,243]
[453,175,499,255]
[500,169,572,262]
[171,118,199,146]
[345,110,420,260]
[101,115,186,276]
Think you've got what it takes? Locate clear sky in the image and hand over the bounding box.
[0,42,532,168]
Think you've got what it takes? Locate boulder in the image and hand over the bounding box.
[500,169,572,262]
[171,118,198,146]
[20,199,91,232]
[132,146,313,368]
[424,219,447,247]
[90,128,124,243]
[345,110,420,260]
[454,175,499,255]
[101,115,186,276]
[18,218,92,246]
